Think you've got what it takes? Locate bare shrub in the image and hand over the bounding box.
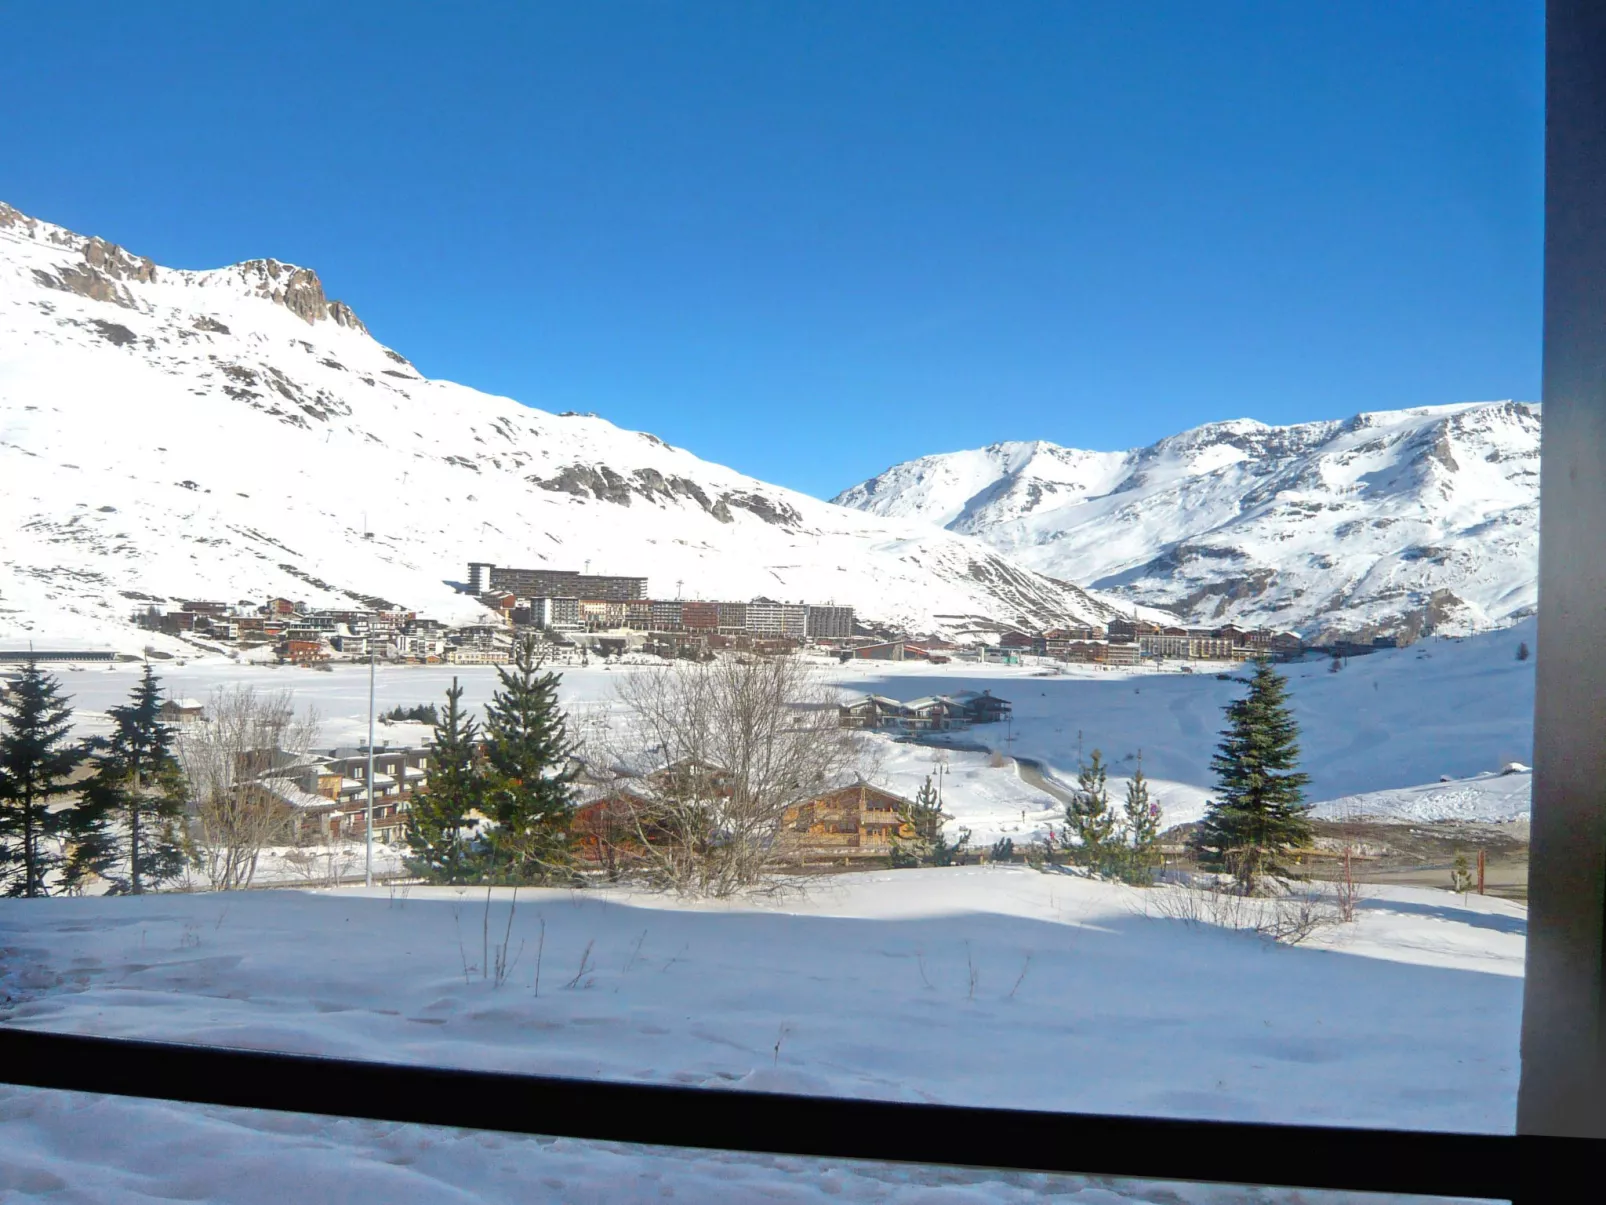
[177,686,319,890]
[1150,872,1352,946]
[604,657,870,896]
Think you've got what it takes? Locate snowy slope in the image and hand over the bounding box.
[0,202,1130,651]
[835,406,1540,641]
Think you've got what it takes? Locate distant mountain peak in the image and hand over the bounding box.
[834,403,1541,641]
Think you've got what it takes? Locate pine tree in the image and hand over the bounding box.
[1194,659,1313,890]
[892,775,968,867]
[69,664,190,894]
[1120,757,1162,885]
[892,774,942,867]
[1065,749,1118,874]
[0,659,85,897]
[482,636,578,881]
[405,677,483,883]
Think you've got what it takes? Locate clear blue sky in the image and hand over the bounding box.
[2,1,1542,498]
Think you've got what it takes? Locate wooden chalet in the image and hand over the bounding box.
[779,781,917,862]
[569,757,732,868]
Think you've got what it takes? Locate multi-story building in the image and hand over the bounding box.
[625,600,653,630]
[1107,617,1163,643]
[717,601,748,633]
[1102,642,1141,666]
[445,647,510,665]
[805,605,855,639]
[467,563,647,602]
[526,597,582,631]
[649,600,684,631]
[580,600,626,630]
[1138,633,1191,659]
[1246,629,1305,659]
[282,639,329,664]
[746,599,806,637]
[1189,636,1243,661]
[682,601,719,631]
[392,633,445,660]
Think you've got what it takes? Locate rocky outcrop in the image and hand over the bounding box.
[226,260,369,332]
[530,463,806,528]
[81,237,156,284]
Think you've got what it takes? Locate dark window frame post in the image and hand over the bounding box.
[1519,0,1606,1143]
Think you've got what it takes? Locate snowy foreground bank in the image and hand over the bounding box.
[0,869,1521,1202]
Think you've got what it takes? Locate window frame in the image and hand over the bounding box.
[1,3,1600,1200]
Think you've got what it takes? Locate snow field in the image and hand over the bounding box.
[0,870,1521,1201]
[0,872,1523,1129]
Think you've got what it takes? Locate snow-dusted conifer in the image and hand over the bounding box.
[405,677,483,884]
[893,774,968,867]
[1065,749,1118,873]
[1194,659,1312,889]
[1120,757,1162,885]
[69,663,189,893]
[482,636,578,881]
[0,659,84,897]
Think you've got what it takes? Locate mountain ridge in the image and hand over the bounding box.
[0,201,1139,652]
[834,402,1540,641]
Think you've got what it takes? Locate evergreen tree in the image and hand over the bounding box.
[892,775,968,867]
[69,664,190,894]
[1193,659,1313,889]
[1065,749,1118,874]
[1119,757,1162,885]
[482,636,578,881]
[932,824,971,868]
[0,659,85,897]
[891,774,942,867]
[405,677,483,883]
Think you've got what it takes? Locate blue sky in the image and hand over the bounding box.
[3,2,1542,498]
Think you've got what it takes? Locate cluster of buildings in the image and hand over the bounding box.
[828,621,1304,669]
[573,766,925,868]
[128,560,859,666]
[134,598,467,665]
[994,618,1306,666]
[232,740,938,868]
[839,689,1013,732]
[467,561,856,647]
[243,743,433,845]
[124,557,1310,672]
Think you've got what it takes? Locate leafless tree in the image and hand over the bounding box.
[177,685,320,890]
[604,657,871,896]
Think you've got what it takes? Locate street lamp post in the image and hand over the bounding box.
[365,646,376,888]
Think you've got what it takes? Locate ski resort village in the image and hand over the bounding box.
[0,186,1547,1202]
[111,557,1311,669]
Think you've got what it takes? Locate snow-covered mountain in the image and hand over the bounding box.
[0,202,1137,652]
[834,405,1540,641]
